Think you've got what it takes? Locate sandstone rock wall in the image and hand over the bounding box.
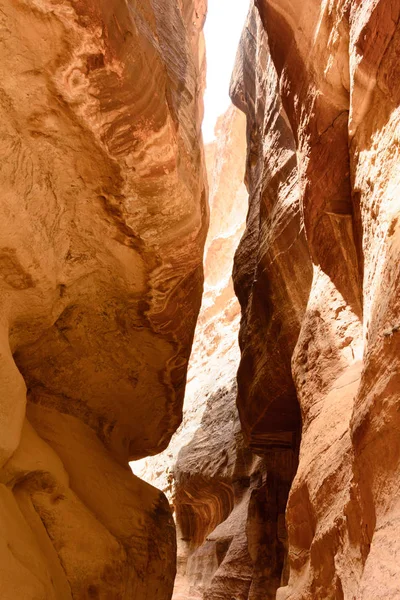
[0,1,207,597]
[232,1,400,598]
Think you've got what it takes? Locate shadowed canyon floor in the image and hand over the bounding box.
[1,0,400,599]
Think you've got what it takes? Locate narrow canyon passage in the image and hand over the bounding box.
[0,1,399,600]
[132,4,304,598]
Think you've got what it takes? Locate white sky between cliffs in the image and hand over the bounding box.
[202,0,250,143]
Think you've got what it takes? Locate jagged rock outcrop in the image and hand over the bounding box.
[232,1,400,599]
[0,0,207,597]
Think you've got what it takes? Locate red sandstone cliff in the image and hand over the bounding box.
[0,1,207,598]
[232,1,400,598]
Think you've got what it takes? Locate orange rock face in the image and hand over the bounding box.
[0,0,207,597]
[232,1,400,598]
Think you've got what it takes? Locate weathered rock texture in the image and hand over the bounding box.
[232,1,400,598]
[0,0,207,597]
[132,104,260,600]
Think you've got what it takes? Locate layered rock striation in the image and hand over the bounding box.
[232,1,400,598]
[0,0,207,597]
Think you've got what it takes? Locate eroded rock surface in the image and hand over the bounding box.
[0,0,207,597]
[232,1,400,599]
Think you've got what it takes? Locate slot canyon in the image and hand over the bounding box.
[0,0,399,599]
